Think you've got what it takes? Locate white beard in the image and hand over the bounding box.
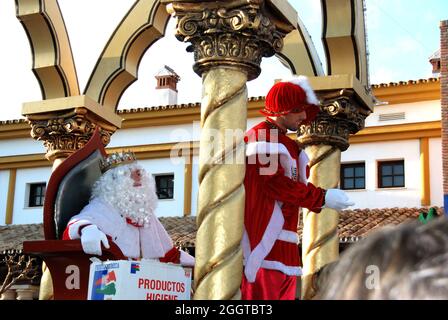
[91,163,158,228]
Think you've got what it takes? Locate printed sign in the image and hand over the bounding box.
[88,260,192,300]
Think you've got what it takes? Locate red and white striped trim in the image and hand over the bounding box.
[180,250,195,267]
[66,219,92,240]
[246,141,295,179]
[242,200,284,283]
[278,230,299,244]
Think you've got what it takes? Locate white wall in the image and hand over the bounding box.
[340,140,421,209]
[365,100,440,127]
[109,122,200,147]
[154,88,178,106]
[429,137,443,206]
[138,157,185,218]
[0,138,44,157]
[12,167,51,225]
[0,170,10,225]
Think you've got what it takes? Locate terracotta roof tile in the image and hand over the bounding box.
[297,206,444,243]
[0,224,44,252]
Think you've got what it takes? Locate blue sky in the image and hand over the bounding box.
[0,0,446,120]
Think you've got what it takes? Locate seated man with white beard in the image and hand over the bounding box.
[62,152,195,267]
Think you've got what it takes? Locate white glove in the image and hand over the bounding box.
[324,189,355,211]
[180,251,195,267]
[80,225,110,256]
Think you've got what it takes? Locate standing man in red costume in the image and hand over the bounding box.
[241,76,354,300]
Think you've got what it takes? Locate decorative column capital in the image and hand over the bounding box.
[26,108,117,162]
[162,0,295,80]
[298,89,371,151]
[22,95,122,162]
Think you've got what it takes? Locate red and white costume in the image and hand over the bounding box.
[241,76,325,300]
[63,197,194,265]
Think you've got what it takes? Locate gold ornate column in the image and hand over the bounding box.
[162,0,295,299]
[23,98,121,163]
[298,77,373,300]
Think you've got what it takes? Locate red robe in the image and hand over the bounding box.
[241,120,325,300]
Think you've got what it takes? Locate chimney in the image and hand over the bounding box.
[429,49,441,77]
[154,65,180,105]
[440,20,448,215]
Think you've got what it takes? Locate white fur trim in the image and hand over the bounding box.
[180,250,195,267]
[67,219,92,240]
[261,261,302,276]
[281,75,319,105]
[278,230,299,244]
[246,141,289,158]
[243,200,285,283]
[242,229,251,261]
[246,141,295,178]
[298,150,310,185]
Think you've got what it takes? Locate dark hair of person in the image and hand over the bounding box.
[315,217,448,300]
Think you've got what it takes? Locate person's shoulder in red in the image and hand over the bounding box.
[245,121,272,143]
[245,120,299,159]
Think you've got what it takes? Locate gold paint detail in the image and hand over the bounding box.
[298,90,371,299]
[349,121,441,144]
[192,68,247,300]
[420,137,431,206]
[16,0,79,99]
[5,169,17,225]
[84,0,170,110]
[184,151,193,216]
[0,142,200,170]
[279,17,324,76]
[22,95,123,128]
[26,108,117,162]
[163,0,295,300]
[298,89,371,151]
[164,0,292,80]
[373,79,440,104]
[321,0,369,86]
[301,145,341,300]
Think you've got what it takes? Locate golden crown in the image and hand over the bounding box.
[100,151,137,172]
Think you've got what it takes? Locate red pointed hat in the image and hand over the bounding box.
[261,75,321,123]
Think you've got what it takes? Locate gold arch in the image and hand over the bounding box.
[278,16,325,77]
[321,0,369,86]
[277,0,368,86]
[84,0,170,111]
[16,0,80,99]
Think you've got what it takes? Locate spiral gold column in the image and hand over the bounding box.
[298,89,370,299]
[195,68,247,299]
[163,0,295,299]
[300,145,340,300]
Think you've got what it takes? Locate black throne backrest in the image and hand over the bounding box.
[43,128,107,240]
[54,149,104,239]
